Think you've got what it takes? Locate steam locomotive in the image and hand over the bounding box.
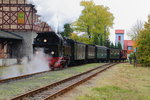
[33,31,127,70]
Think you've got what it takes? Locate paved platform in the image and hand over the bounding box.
[0,64,49,79]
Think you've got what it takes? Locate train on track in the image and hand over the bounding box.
[33,31,127,70]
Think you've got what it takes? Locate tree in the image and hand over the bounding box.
[61,24,73,37]
[115,44,118,49]
[105,39,111,48]
[118,42,122,49]
[70,33,79,41]
[110,42,115,48]
[127,20,144,40]
[74,1,114,45]
[99,34,104,46]
[70,33,93,44]
[136,16,150,66]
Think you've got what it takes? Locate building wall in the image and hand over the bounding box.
[124,40,135,54]
[0,0,52,32]
[0,44,7,58]
[0,0,52,66]
[115,33,124,49]
[14,31,37,59]
[0,41,19,58]
[0,0,28,4]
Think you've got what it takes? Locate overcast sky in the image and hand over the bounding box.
[28,0,150,42]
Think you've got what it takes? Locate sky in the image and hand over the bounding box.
[28,0,150,42]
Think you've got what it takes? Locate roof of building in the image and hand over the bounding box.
[0,30,23,40]
[115,30,125,34]
[124,40,135,50]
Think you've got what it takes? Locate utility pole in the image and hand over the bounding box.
[57,15,60,34]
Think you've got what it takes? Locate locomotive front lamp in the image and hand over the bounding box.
[35,51,39,55]
[51,51,55,55]
[44,39,47,43]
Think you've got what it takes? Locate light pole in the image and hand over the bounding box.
[133,47,137,67]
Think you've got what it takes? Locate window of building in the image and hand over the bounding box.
[128,46,133,50]
[118,36,121,41]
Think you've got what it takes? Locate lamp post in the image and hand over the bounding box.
[133,47,137,67]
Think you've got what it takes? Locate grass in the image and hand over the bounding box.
[0,63,105,100]
[75,63,150,100]
[77,86,148,100]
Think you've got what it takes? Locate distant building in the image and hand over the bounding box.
[124,40,135,54]
[115,30,124,49]
[115,29,135,54]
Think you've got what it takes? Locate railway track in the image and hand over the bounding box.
[0,70,50,83]
[10,63,118,100]
[0,63,108,83]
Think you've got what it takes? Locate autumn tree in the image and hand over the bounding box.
[136,16,150,66]
[127,20,144,40]
[70,33,92,44]
[70,33,80,41]
[74,1,114,45]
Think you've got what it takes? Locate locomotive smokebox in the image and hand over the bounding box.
[33,31,70,70]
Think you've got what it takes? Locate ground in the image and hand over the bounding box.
[55,63,150,100]
[0,63,105,99]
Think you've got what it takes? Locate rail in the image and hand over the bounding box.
[10,63,118,100]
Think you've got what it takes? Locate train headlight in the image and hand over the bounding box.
[51,51,55,55]
[44,39,47,43]
[35,51,39,55]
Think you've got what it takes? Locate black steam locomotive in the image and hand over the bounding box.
[33,31,127,70]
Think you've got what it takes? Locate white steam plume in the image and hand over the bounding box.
[28,0,83,32]
[1,50,49,79]
[22,50,49,73]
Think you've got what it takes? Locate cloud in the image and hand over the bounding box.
[28,0,150,42]
[28,0,83,32]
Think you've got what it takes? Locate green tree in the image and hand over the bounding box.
[118,42,122,49]
[110,42,115,48]
[74,1,114,45]
[70,33,93,44]
[115,43,118,49]
[93,34,99,45]
[61,24,73,37]
[70,33,79,41]
[136,16,150,66]
[105,39,111,48]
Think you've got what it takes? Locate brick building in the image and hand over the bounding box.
[124,40,135,54]
[0,0,52,65]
